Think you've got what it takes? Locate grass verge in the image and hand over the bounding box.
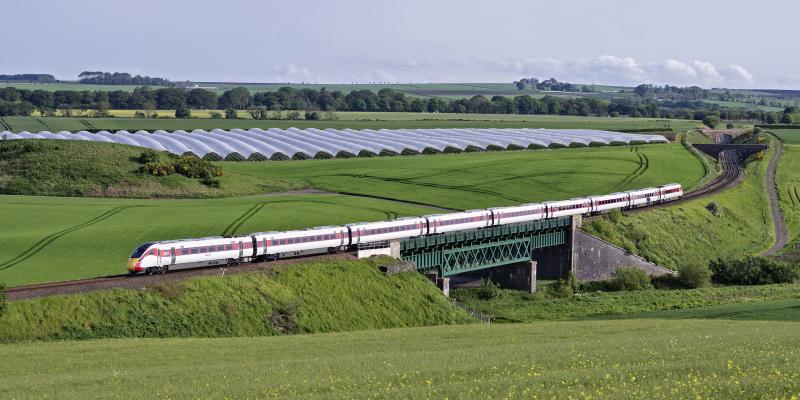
[0,257,473,342]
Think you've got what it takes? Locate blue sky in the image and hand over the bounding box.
[4,0,798,88]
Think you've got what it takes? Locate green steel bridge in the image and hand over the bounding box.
[399,217,573,278]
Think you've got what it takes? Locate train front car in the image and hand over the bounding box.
[426,210,492,234]
[128,236,254,274]
[127,242,156,273]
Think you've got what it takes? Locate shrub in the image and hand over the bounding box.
[607,208,623,224]
[139,161,175,177]
[553,279,574,298]
[476,279,502,300]
[201,176,221,188]
[677,262,711,288]
[174,155,223,179]
[136,150,161,164]
[726,122,735,129]
[287,110,302,120]
[175,106,191,119]
[610,267,652,291]
[209,111,223,119]
[305,111,321,120]
[225,108,238,119]
[710,257,800,285]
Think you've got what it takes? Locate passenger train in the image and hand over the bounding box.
[127,184,683,274]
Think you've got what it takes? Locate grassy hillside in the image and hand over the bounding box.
[225,143,705,209]
[1,319,798,399]
[583,138,774,269]
[0,140,305,198]
[0,257,473,342]
[0,194,436,286]
[0,113,700,133]
[452,283,800,322]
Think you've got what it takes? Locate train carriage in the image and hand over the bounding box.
[254,226,348,260]
[544,198,591,218]
[628,187,664,207]
[588,192,631,213]
[489,203,545,226]
[426,210,493,235]
[347,217,427,245]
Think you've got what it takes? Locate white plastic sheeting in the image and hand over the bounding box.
[0,128,668,160]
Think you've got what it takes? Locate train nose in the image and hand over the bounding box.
[127,258,142,272]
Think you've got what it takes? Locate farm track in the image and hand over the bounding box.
[3,252,357,301]
[762,144,788,256]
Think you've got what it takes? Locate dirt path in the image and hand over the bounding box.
[762,143,789,256]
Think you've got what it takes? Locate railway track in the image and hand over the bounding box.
[3,252,357,301]
[3,151,744,301]
[626,149,743,213]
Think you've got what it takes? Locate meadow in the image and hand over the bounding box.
[0,113,699,133]
[1,319,798,399]
[775,142,800,261]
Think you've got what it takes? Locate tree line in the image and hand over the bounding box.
[0,74,57,83]
[78,71,171,86]
[0,85,795,124]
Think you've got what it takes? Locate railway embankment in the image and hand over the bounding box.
[583,135,775,269]
[0,257,473,342]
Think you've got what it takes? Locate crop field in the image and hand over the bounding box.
[0,113,699,133]
[771,129,800,144]
[224,143,705,209]
[0,141,703,285]
[0,195,434,286]
[584,138,774,269]
[1,319,798,399]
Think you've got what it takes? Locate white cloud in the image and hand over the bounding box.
[722,64,755,84]
[267,63,323,83]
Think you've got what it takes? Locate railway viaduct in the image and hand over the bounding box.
[359,215,671,294]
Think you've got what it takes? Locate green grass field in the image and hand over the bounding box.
[224,143,704,209]
[772,129,800,144]
[584,138,774,269]
[0,257,473,342]
[1,319,798,399]
[0,194,435,286]
[0,113,699,133]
